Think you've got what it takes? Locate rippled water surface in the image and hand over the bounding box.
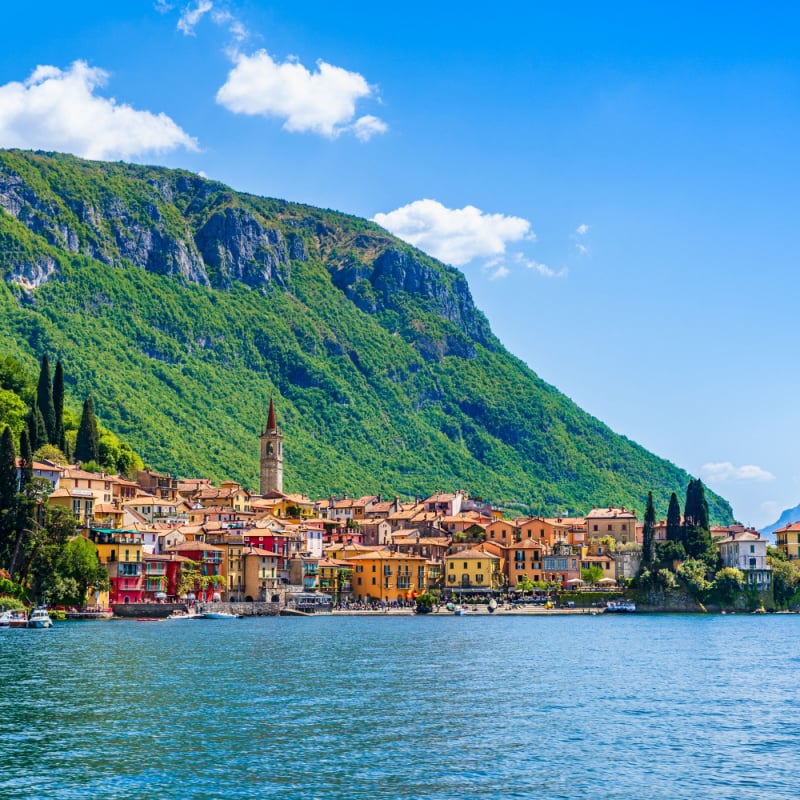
[1,614,798,799]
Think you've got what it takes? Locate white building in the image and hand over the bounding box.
[717,531,772,590]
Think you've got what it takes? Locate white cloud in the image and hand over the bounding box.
[0,61,198,160]
[177,0,213,35]
[373,199,533,266]
[216,49,386,139]
[211,9,249,41]
[488,265,510,280]
[154,0,174,12]
[352,114,388,142]
[701,462,776,483]
[576,223,589,236]
[515,253,566,279]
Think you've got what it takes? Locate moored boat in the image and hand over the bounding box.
[4,609,30,628]
[26,608,53,628]
[167,609,199,620]
[605,600,636,613]
[201,611,241,619]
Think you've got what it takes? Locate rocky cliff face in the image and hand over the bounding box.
[0,150,489,352]
[0,152,306,292]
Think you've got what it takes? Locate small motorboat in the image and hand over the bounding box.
[201,611,241,619]
[6,610,29,628]
[167,609,199,620]
[26,608,53,629]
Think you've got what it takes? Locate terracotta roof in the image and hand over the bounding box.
[585,508,637,519]
[447,548,498,560]
[165,541,224,552]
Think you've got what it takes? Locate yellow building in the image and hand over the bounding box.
[444,548,503,594]
[243,547,280,601]
[318,558,353,602]
[775,522,800,561]
[347,551,428,603]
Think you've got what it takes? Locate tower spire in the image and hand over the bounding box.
[260,397,283,494]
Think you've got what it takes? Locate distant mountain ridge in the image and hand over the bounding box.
[0,149,734,522]
[760,504,800,539]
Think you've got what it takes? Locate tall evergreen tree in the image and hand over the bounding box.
[666,492,682,543]
[684,479,713,561]
[642,491,656,567]
[36,355,56,444]
[53,359,65,452]
[0,426,18,567]
[19,427,33,491]
[27,406,48,452]
[75,396,100,464]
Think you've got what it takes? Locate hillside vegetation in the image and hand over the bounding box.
[0,149,733,521]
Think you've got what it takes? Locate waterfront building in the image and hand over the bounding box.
[164,540,225,601]
[542,541,581,588]
[243,547,280,601]
[443,547,503,594]
[347,550,428,603]
[717,530,772,590]
[317,558,353,603]
[775,521,800,561]
[88,528,144,604]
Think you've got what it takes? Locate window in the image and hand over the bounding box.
[750,545,755,553]
[371,577,376,585]
[607,524,612,531]
[622,524,627,531]
[476,574,484,583]
[593,525,598,532]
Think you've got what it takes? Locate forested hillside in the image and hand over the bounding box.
[0,150,733,521]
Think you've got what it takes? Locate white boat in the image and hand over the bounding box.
[605,600,636,613]
[488,598,498,613]
[0,610,11,626]
[26,608,53,628]
[201,611,240,619]
[167,609,199,620]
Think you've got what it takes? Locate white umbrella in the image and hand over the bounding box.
[597,577,617,585]
[566,578,584,585]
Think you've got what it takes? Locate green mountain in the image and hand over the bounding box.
[0,149,733,522]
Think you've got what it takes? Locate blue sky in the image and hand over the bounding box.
[1,1,798,526]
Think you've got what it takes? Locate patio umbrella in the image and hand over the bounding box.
[566,578,584,586]
[597,577,616,585]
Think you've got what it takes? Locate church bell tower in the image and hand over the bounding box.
[260,397,283,495]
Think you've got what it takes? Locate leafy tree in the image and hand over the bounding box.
[515,576,535,594]
[51,536,109,607]
[768,553,800,608]
[712,567,745,606]
[581,565,604,585]
[53,359,66,452]
[666,492,682,543]
[642,491,656,567]
[0,355,33,400]
[36,355,56,445]
[21,506,77,603]
[0,388,27,439]
[656,539,686,568]
[676,558,712,599]
[176,558,202,598]
[75,396,100,464]
[33,443,67,464]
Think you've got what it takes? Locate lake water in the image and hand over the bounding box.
[0,614,798,799]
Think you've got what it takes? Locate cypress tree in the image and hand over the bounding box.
[75,396,99,464]
[53,359,66,452]
[19,427,33,491]
[0,426,17,567]
[27,406,48,452]
[684,479,712,560]
[36,355,56,445]
[642,491,656,567]
[666,492,682,543]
